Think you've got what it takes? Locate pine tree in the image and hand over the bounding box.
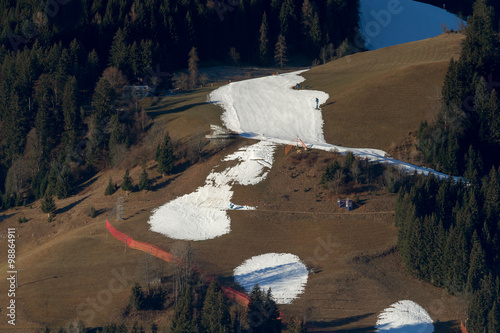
[62,76,80,148]
[188,47,199,88]
[92,77,116,122]
[108,114,125,163]
[129,283,144,311]
[288,317,307,333]
[41,192,56,216]
[467,231,488,292]
[259,12,270,64]
[105,177,116,196]
[121,168,134,192]
[488,301,500,333]
[155,133,175,176]
[138,167,150,191]
[109,28,129,73]
[171,285,196,333]
[263,288,282,332]
[309,12,322,52]
[274,34,288,69]
[247,284,281,333]
[488,90,500,145]
[201,280,231,333]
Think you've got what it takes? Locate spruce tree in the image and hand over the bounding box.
[92,77,116,122]
[129,283,144,311]
[259,12,270,64]
[274,34,288,69]
[121,168,134,192]
[467,231,488,292]
[109,28,129,73]
[41,192,56,217]
[201,280,231,333]
[170,285,196,333]
[105,177,116,196]
[488,301,500,333]
[62,76,80,148]
[155,133,175,176]
[288,317,307,333]
[138,167,150,191]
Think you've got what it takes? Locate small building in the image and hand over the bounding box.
[122,85,156,99]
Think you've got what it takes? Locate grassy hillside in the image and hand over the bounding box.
[303,33,464,151]
[0,35,468,332]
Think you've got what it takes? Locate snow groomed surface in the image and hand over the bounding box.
[234,253,309,305]
[208,70,460,181]
[148,141,275,241]
[360,0,464,50]
[376,300,434,332]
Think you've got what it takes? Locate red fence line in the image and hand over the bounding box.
[106,220,250,307]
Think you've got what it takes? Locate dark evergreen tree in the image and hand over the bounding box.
[138,167,150,191]
[170,285,196,333]
[121,168,134,192]
[201,280,231,333]
[105,177,116,196]
[287,316,307,333]
[62,76,81,149]
[41,192,56,216]
[155,133,175,176]
[129,283,144,311]
[259,12,270,64]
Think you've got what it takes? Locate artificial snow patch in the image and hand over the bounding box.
[148,141,275,241]
[376,300,434,333]
[360,0,465,51]
[234,253,309,304]
[208,70,461,181]
[209,70,329,144]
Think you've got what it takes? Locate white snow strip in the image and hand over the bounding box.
[148,141,275,241]
[376,300,434,333]
[208,70,461,182]
[234,253,309,304]
[360,0,465,51]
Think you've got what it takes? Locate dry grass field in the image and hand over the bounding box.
[0,34,468,332]
[303,33,464,151]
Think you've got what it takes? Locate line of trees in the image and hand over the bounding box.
[0,0,361,210]
[395,169,500,332]
[417,0,500,177]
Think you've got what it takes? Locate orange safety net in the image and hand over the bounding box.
[460,321,468,333]
[285,144,293,156]
[106,220,250,307]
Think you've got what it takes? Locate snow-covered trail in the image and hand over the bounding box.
[209,70,460,181]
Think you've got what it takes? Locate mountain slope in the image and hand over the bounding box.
[303,33,464,152]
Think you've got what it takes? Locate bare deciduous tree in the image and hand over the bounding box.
[188,127,206,163]
[170,242,197,301]
[101,66,129,95]
[173,73,189,90]
[229,47,240,66]
[188,47,199,88]
[199,73,209,87]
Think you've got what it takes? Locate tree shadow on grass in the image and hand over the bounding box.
[72,174,99,195]
[150,175,180,192]
[308,313,375,330]
[147,102,209,118]
[55,195,89,215]
[0,213,16,223]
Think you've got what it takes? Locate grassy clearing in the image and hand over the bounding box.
[303,33,464,151]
